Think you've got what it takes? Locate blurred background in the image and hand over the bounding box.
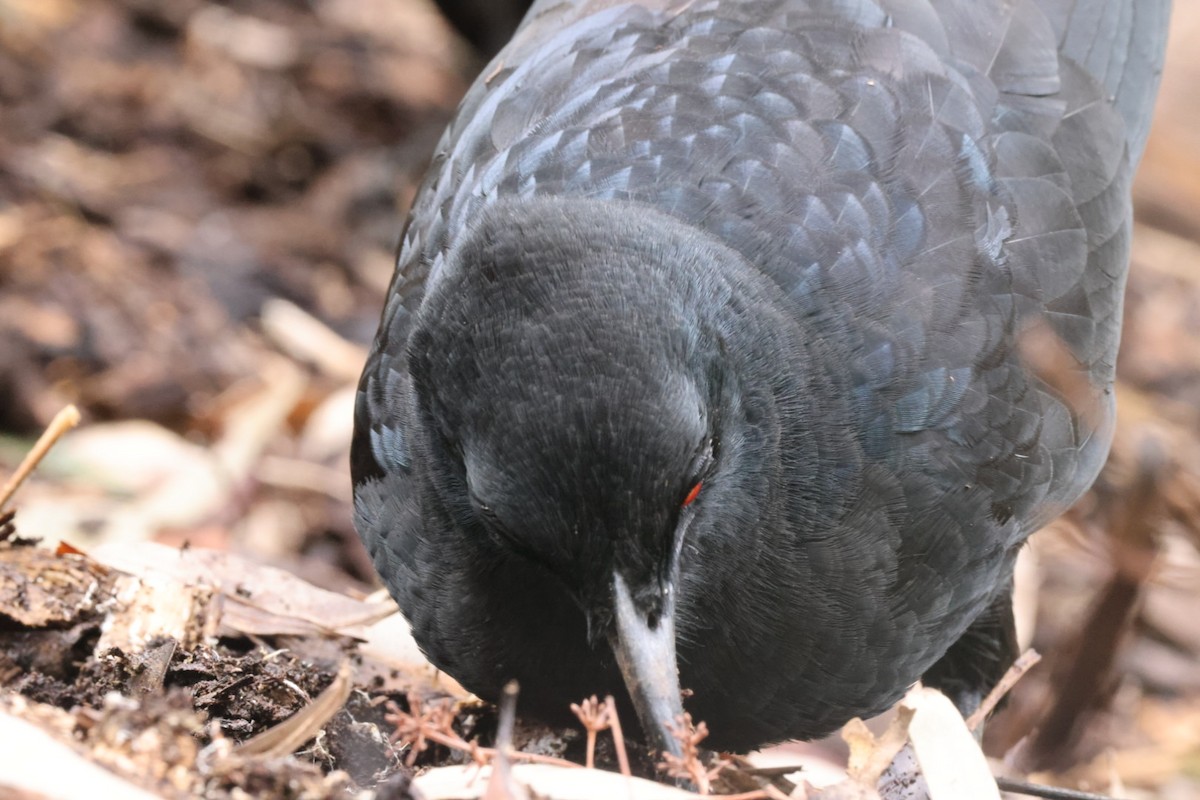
[0,1,1197,796]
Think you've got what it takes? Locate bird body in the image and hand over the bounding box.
[354,0,1170,753]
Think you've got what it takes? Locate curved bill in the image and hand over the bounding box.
[608,572,685,758]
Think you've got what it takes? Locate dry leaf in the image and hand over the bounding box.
[901,687,999,800]
[0,695,166,800]
[0,541,110,627]
[92,541,396,639]
[415,763,697,800]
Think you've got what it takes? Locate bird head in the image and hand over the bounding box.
[405,196,760,756]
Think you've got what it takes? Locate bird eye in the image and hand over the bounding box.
[680,436,715,509]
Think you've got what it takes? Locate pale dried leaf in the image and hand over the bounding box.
[260,299,367,383]
[296,386,357,462]
[0,697,167,800]
[876,743,927,800]
[358,611,463,693]
[44,420,215,496]
[847,708,914,785]
[92,541,396,639]
[415,764,698,800]
[902,687,999,800]
[0,543,109,626]
[210,356,307,481]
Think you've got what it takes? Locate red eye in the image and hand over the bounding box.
[682,481,702,507]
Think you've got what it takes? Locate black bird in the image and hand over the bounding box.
[353,0,1171,756]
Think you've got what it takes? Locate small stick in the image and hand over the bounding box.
[715,791,789,800]
[416,729,579,769]
[0,405,80,512]
[604,695,631,778]
[435,729,575,768]
[484,681,525,800]
[234,660,353,758]
[740,765,806,779]
[966,649,1042,732]
[995,777,1124,800]
[495,681,518,753]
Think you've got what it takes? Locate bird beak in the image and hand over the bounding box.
[609,571,685,758]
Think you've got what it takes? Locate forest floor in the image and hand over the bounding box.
[1,1,1199,798]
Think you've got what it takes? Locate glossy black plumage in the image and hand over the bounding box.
[353,0,1170,752]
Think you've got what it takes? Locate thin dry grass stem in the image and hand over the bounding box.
[603,695,631,778]
[383,694,580,770]
[658,712,729,796]
[484,681,527,800]
[715,790,790,800]
[234,660,353,758]
[0,405,80,512]
[966,649,1042,731]
[569,695,611,769]
[994,777,1122,800]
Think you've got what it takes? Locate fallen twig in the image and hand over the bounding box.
[233,659,353,758]
[0,404,80,512]
[966,649,1042,732]
[484,681,528,800]
[996,777,1125,800]
[259,298,367,383]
